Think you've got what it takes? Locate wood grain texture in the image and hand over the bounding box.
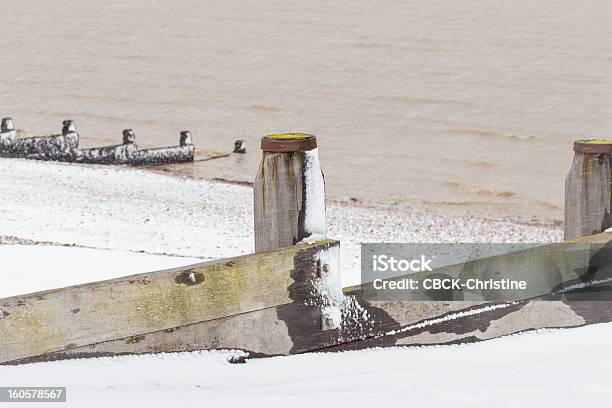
[0,240,339,364]
[565,152,612,240]
[254,151,307,252]
[12,299,610,364]
[353,234,612,303]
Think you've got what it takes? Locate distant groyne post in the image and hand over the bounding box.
[61,119,79,149]
[254,134,326,252]
[0,118,16,152]
[565,140,612,240]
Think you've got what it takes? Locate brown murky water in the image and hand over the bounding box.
[2,0,612,221]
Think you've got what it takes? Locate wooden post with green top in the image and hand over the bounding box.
[254,133,326,252]
[565,139,612,240]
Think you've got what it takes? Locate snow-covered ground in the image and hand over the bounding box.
[1,158,586,407]
[2,324,612,407]
[0,158,562,288]
[0,245,199,298]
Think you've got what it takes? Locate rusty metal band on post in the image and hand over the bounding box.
[573,140,612,154]
[261,133,317,153]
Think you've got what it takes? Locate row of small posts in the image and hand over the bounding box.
[0,118,195,165]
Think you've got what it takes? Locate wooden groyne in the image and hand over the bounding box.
[2,134,612,364]
[0,118,195,166]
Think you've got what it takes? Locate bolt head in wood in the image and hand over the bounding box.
[321,306,341,331]
[320,263,331,277]
[1,117,14,132]
[261,133,317,153]
[573,140,612,154]
[123,129,136,145]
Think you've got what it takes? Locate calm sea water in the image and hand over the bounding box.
[2,0,612,220]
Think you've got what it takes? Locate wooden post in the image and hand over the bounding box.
[234,140,246,153]
[0,117,16,152]
[254,134,326,252]
[180,130,193,146]
[565,140,612,240]
[61,119,79,154]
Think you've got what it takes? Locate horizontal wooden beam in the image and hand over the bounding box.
[0,240,339,364]
[10,297,611,364]
[5,234,612,364]
[351,232,612,302]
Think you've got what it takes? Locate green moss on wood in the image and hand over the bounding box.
[267,133,312,140]
[576,139,612,145]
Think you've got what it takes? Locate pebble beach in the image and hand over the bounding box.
[0,158,561,288]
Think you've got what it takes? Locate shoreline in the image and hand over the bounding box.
[9,124,567,224]
[144,155,565,224]
[0,157,562,288]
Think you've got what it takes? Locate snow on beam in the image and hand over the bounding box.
[75,129,195,166]
[24,296,612,362]
[0,120,196,166]
[130,130,195,165]
[0,239,339,365]
[5,234,612,363]
[12,120,79,161]
[75,129,139,165]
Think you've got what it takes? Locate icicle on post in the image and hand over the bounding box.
[254,133,326,252]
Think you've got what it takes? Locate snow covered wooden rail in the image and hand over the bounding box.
[0,118,195,165]
[337,231,612,350]
[3,119,79,161]
[7,232,611,364]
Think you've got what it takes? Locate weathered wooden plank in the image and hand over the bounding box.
[12,120,79,161]
[333,232,612,350]
[0,240,339,364]
[4,298,375,363]
[77,130,195,166]
[6,234,612,364]
[12,298,610,364]
[254,134,326,252]
[354,233,612,303]
[322,300,612,352]
[12,234,612,364]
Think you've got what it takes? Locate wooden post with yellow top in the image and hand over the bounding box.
[565,139,612,240]
[254,133,326,252]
